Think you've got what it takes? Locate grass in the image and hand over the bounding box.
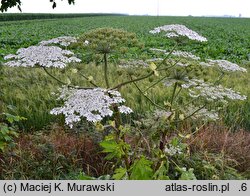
[189,124,250,178]
[0,126,107,179]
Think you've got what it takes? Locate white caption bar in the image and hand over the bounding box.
[0,180,249,196]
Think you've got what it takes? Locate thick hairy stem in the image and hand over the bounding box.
[113,104,122,132]
[42,67,93,89]
[159,131,167,151]
[113,104,130,170]
[174,86,182,100]
[123,147,130,174]
[104,53,110,88]
[170,82,178,110]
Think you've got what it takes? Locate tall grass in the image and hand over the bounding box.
[2,59,249,131]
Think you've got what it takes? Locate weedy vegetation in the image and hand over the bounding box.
[0,15,250,180]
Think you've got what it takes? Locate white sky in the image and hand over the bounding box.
[5,0,250,17]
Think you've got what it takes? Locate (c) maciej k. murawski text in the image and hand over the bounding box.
[20,182,115,193]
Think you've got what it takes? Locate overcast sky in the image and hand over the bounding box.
[5,0,250,17]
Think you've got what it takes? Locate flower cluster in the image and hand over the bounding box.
[207,59,247,72]
[50,87,133,128]
[187,106,219,121]
[149,24,207,42]
[149,48,167,53]
[181,79,247,102]
[164,144,183,156]
[171,50,201,60]
[151,48,200,61]
[151,47,247,73]
[166,32,179,38]
[39,36,77,47]
[4,45,81,68]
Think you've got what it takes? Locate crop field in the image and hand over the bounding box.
[0,15,250,180]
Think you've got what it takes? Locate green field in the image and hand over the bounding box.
[1,15,250,61]
[0,15,250,180]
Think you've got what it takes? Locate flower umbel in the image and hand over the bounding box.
[149,24,207,42]
[4,45,81,68]
[181,79,247,102]
[187,106,219,121]
[39,36,77,47]
[50,88,133,128]
[207,59,247,72]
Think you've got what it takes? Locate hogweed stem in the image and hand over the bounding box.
[104,53,110,88]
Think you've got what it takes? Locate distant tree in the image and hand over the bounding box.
[0,0,75,12]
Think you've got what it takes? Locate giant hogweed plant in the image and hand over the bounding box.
[3,25,247,179]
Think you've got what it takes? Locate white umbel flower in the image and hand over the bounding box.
[181,79,247,101]
[84,40,89,45]
[164,144,183,156]
[39,36,77,47]
[4,45,81,68]
[171,50,201,60]
[187,106,219,121]
[208,59,247,72]
[118,105,133,114]
[151,48,200,61]
[150,24,207,42]
[50,88,133,128]
[149,48,167,53]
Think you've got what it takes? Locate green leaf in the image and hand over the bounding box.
[5,113,18,123]
[153,161,170,180]
[153,70,159,77]
[179,114,185,121]
[130,156,153,180]
[100,139,129,160]
[88,76,94,82]
[149,62,157,71]
[113,167,128,180]
[4,135,12,141]
[0,125,9,134]
[171,137,179,146]
[78,172,95,180]
[71,68,78,73]
[97,175,111,180]
[179,168,197,180]
[4,113,26,123]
